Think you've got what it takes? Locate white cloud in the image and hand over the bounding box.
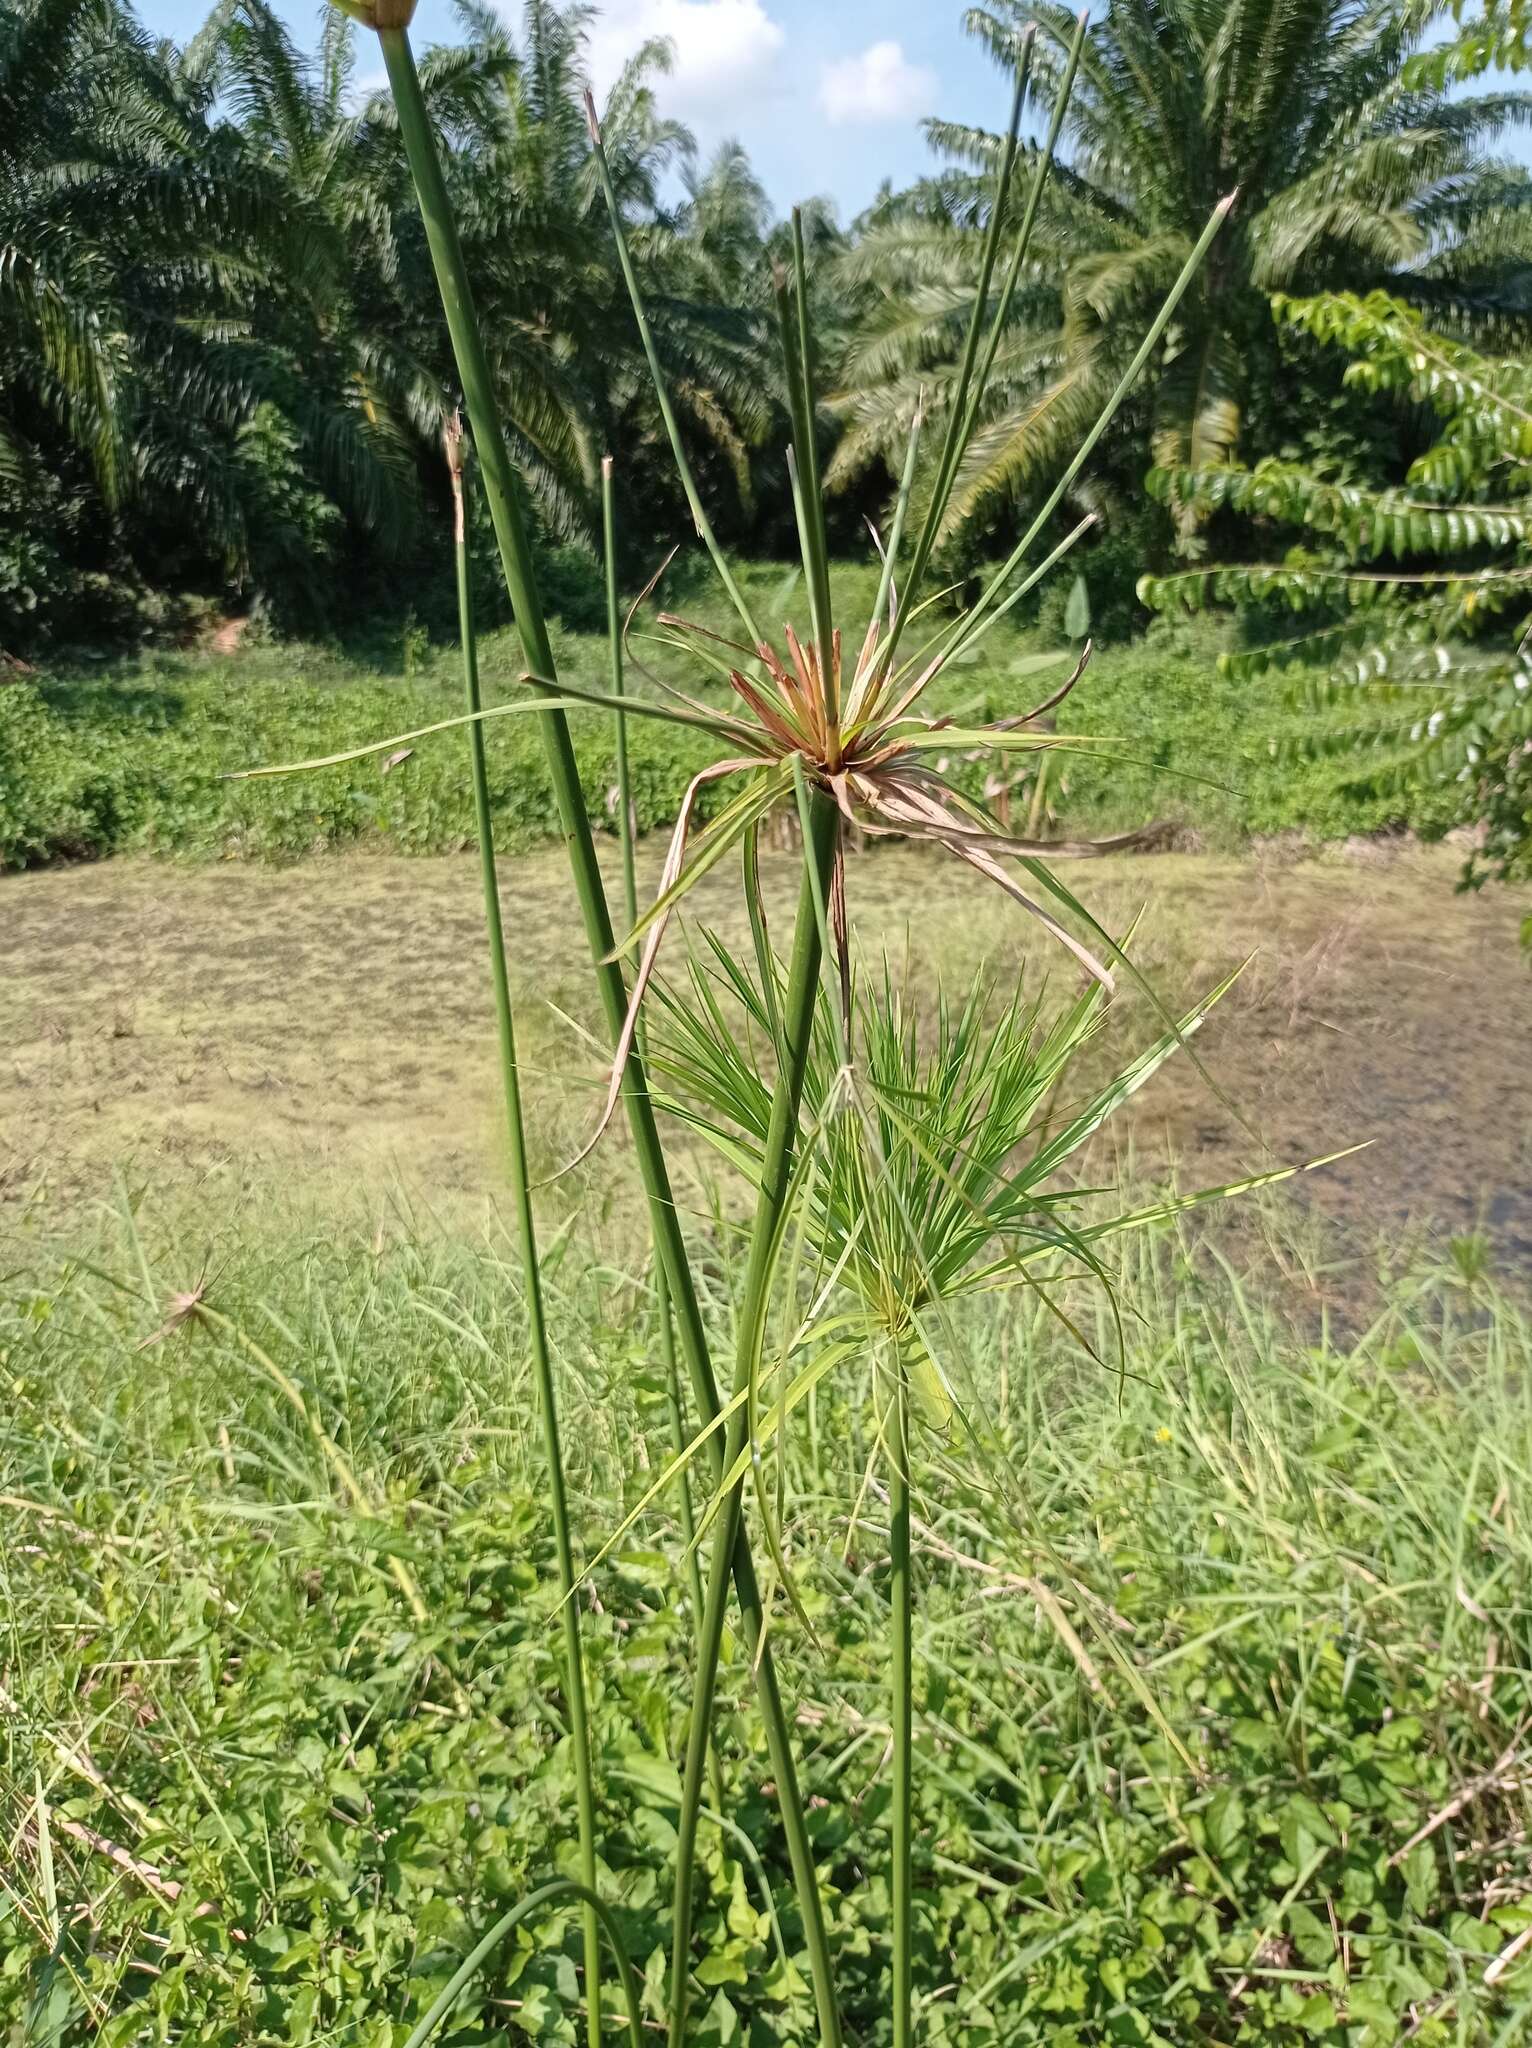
[581,0,785,118]
[349,69,387,113]
[817,40,935,126]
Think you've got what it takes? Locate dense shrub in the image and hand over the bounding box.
[1051,640,1463,843]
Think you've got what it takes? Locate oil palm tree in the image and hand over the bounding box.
[832,0,1532,551]
[173,0,467,555]
[677,140,771,304]
[1,0,777,643]
[0,0,277,552]
[1,0,436,620]
[446,0,773,538]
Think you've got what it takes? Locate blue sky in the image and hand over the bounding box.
[135,0,1010,218]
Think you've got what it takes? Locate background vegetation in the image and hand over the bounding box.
[1142,291,1532,894]
[6,0,1532,664]
[0,595,1464,872]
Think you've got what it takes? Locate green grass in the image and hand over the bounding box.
[3,1191,1530,2047]
[0,569,1462,871]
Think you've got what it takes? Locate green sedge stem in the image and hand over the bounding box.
[953,11,1086,471]
[882,15,1085,680]
[669,788,844,2048]
[401,1879,643,2048]
[450,432,602,2046]
[377,31,840,2040]
[604,457,636,933]
[895,511,1096,692]
[790,752,848,1064]
[604,455,719,1802]
[871,405,924,641]
[743,824,783,1056]
[776,286,832,703]
[583,90,762,648]
[792,209,835,698]
[890,1348,914,2048]
[380,16,706,1524]
[884,42,1029,678]
[893,194,1230,691]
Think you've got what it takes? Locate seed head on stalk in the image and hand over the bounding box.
[567,21,1236,1160]
[578,526,1114,1162]
[242,7,1234,1175]
[327,0,417,28]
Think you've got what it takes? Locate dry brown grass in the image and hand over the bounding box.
[3,838,1529,1267]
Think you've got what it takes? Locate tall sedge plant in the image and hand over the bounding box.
[579,42,1232,2046]
[445,417,602,2045]
[580,55,1230,2035]
[253,9,1238,2038]
[321,3,847,2037]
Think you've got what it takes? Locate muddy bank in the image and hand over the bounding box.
[3,840,1529,1277]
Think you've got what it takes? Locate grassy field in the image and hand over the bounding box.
[4,605,1531,2045]
[3,1188,1531,2046]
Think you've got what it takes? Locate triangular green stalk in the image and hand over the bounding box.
[369,24,842,2045]
[888,1340,915,2048]
[583,89,763,649]
[792,208,835,694]
[880,11,1083,679]
[666,786,844,2048]
[448,422,602,2046]
[604,456,723,1811]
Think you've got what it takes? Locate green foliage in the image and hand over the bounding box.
[1061,572,1091,642]
[0,600,1467,873]
[1140,292,1532,885]
[1406,0,1532,87]
[0,617,1464,873]
[3,1204,1530,2045]
[0,0,780,656]
[832,0,1532,556]
[0,656,706,867]
[12,0,1532,658]
[940,624,1461,843]
[232,405,346,621]
[0,471,82,634]
[533,540,610,637]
